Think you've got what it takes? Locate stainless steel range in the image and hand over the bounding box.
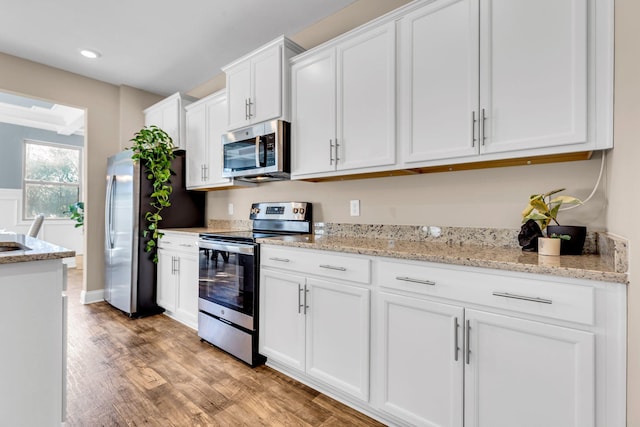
[197,201,312,366]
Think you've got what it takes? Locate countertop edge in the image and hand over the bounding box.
[257,237,628,285]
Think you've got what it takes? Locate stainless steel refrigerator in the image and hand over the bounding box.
[104,150,204,317]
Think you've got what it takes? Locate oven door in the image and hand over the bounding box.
[198,239,257,329]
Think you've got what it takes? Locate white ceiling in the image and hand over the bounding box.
[0,93,85,136]
[0,0,356,96]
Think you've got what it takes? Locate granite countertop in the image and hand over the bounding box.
[257,234,628,284]
[0,233,75,265]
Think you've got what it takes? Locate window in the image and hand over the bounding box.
[23,140,81,220]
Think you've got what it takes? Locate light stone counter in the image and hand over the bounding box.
[258,233,628,284]
[0,233,75,264]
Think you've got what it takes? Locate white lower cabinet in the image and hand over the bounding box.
[464,309,594,427]
[259,248,371,401]
[378,292,464,426]
[157,231,199,329]
[259,245,624,427]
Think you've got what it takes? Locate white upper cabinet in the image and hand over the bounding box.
[223,36,304,131]
[291,49,336,176]
[291,22,396,179]
[399,0,479,163]
[185,90,235,190]
[398,0,612,167]
[144,92,196,150]
[479,0,587,154]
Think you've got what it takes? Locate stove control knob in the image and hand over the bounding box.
[299,208,305,215]
[293,208,299,214]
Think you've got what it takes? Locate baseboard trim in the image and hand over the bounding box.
[80,289,104,305]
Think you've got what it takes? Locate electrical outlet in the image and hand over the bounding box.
[228,203,234,215]
[350,199,360,216]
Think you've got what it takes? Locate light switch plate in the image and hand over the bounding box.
[350,199,360,216]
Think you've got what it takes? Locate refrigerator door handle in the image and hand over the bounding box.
[105,174,116,249]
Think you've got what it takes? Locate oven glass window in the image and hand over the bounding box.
[198,246,255,316]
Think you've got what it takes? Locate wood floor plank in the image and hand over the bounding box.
[64,268,384,426]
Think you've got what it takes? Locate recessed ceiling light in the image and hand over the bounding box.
[80,49,101,59]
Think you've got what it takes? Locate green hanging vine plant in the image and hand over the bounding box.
[128,125,176,263]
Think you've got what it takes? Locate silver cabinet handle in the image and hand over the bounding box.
[329,139,334,165]
[298,284,303,314]
[454,317,460,362]
[247,97,253,119]
[334,138,340,163]
[203,164,208,181]
[269,257,290,263]
[319,264,346,271]
[481,108,487,145]
[245,98,249,120]
[304,285,310,314]
[465,320,471,365]
[175,256,180,274]
[492,292,552,305]
[471,111,477,147]
[179,243,193,248]
[395,276,436,286]
[170,256,176,274]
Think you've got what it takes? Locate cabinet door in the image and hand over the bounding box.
[291,49,337,176]
[337,22,396,171]
[377,292,464,427]
[226,61,252,130]
[145,106,162,129]
[175,253,199,329]
[305,278,370,401]
[399,0,479,163]
[464,309,595,427]
[185,104,207,188]
[156,249,177,312]
[205,94,231,186]
[251,45,282,124]
[259,270,306,371]
[162,97,181,148]
[479,0,587,153]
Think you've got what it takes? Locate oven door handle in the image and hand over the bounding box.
[198,240,255,255]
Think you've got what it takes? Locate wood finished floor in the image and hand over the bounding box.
[65,268,384,426]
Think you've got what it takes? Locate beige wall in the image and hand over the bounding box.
[0,53,161,294]
[206,156,606,230]
[119,85,163,151]
[609,0,639,424]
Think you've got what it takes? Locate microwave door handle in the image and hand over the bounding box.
[255,136,261,167]
[255,136,267,167]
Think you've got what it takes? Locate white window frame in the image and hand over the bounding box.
[22,139,83,221]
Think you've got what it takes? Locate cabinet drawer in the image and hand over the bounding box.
[261,245,371,284]
[158,231,198,252]
[377,259,595,325]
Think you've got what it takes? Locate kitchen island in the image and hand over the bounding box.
[0,233,74,426]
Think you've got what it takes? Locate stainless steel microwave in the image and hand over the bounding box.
[221,120,290,182]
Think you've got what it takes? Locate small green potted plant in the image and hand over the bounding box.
[128,125,176,263]
[522,188,586,255]
[64,201,84,229]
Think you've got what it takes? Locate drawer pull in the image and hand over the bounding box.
[179,243,192,247]
[319,264,347,271]
[395,276,436,286]
[492,292,552,305]
[269,257,290,263]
